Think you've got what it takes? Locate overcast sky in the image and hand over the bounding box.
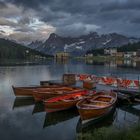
[0,0,140,43]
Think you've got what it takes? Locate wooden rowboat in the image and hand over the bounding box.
[12,85,74,97]
[44,90,96,112]
[33,87,82,102]
[113,89,140,96]
[40,80,67,86]
[76,91,117,123]
[76,107,116,133]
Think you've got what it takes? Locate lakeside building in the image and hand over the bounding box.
[123,52,137,59]
[55,52,70,59]
[104,48,117,56]
[116,52,124,57]
[136,49,140,57]
[85,54,93,58]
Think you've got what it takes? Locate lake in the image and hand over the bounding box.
[0,59,140,140]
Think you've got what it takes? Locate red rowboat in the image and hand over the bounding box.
[32,87,82,102]
[44,90,96,112]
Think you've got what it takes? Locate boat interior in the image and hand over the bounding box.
[80,95,115,109]
[46,90,88,103]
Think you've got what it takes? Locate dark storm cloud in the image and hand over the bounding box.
[101,0,140,12]
[131,17,140,24]
[0,1,7,8]
[1,0,140,41]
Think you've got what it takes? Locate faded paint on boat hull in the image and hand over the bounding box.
[33,92,64,102]
[80,107,113,124]
[12,86,34,97]
[44,100,78,112]
[12,85,73,97]
[76,92,117,122]
[44,90,93,112]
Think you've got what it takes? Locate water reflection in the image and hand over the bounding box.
[76,108,116,133]
[13,97,35,109]
[76,104,140,135]
[1,61,140,140]
[32,103,44,114]
[43,108,79,128]
[85,59,140,69]
[114,107,140,129]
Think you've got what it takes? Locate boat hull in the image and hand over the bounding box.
[76,92,117,121]
[33,88,82,102]
[33,92,64,102]
[12,85,72,97]
[44,90,94,112]
[12,86,35,96]
[78,105,113,121]
[45,100,78,112]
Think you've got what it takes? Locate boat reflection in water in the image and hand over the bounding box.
[76,103,140,135]
[115,104,140,128]
[43,108,79,128]
[12,97,35,109]
[32,102,45,114]
[85,59,140,69]
[76,108,116,133]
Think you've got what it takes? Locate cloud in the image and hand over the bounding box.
[56,23,100,36]
[8,24,55,44]
[0,1,55,43]
[130,17,140,24]
[0,1,7,8]
[0,17,17,26]
[1,0,140,43]
[100,0,140,12]
[0,2,22,18]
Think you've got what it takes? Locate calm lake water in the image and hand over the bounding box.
[0,59,140,140]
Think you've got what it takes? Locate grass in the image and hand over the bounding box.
[77,125,140,140]
[85,56,116,62]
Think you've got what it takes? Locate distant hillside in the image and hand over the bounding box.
[28,32,140,56]
[86,41,140,55]
[117,42,140,52]
[0,38,52,59]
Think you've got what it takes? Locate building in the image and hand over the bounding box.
[104,48,117,56]
[55,52,70,59]
[116,52,124,57]
[136,49,140,57]
[124,52,137,59]
[85,54,93,58]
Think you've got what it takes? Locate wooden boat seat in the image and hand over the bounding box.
[82,103,104,108]
[99,95,112,98]
[90,100,110,104]
[62,97,82,102]
[61,99,71,102]
[109,98,114,103]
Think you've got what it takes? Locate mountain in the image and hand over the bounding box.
[86,41,140,56]
[28,32,140,56]
[28,40,43,49]
[0,38,51,59]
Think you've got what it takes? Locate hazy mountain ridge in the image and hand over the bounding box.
[29,32,140,56]
[0,38,50,59]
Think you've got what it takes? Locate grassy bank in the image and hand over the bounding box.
[77,125,140,140]
[85,55,124,62]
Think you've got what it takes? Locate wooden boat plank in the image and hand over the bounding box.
[76,91,117,121]
[44,90,95,112]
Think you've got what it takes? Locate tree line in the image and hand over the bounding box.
[0,38,52,59]
[86,41,140,55]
